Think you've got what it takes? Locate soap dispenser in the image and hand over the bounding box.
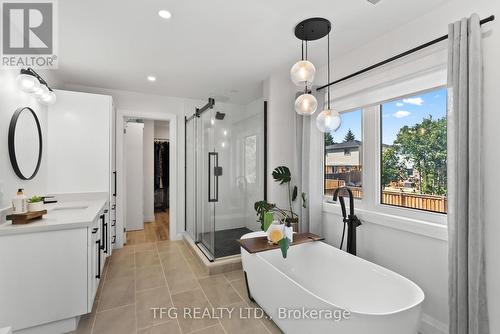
[12,189,28,214]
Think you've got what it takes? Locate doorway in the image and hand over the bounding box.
[116,112,177,247]
[152,121,170,241]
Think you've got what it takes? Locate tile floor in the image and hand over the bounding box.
[71,237,282,334]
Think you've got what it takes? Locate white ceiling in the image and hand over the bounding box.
[57,0,450,104]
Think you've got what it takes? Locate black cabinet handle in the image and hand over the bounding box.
[100,215,105,251]
[104,209,109,214]
[96,240,101,279]
[104,221,108,254]
[112,236,116,244]
[113,171,117,197]
[92,228,98,234]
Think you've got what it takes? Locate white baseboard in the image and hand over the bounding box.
[13,317,78,334]
[420,313,448,334]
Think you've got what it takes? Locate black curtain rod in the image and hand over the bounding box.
[317,14,495,91]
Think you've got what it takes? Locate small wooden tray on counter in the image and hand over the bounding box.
[237,232,324,254]
[6,210,47,225]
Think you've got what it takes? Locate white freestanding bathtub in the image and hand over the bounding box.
[241,231,424,334]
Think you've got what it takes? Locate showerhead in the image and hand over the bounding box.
[215,112,226,120]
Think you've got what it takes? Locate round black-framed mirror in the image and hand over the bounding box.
[8,107,43,180]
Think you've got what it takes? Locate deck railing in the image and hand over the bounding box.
[325,181,447,213]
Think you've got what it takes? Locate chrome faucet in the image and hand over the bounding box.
[332,187,362,256]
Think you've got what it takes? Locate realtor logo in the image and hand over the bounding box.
[1,0,58,68]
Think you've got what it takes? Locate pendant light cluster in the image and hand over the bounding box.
[291,47,318,116]
[17,68,56,105]
[290,18,341,132]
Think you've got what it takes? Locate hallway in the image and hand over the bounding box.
[127,210,170,244]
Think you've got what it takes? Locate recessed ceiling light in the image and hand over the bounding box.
[147,76,156,82]
[158,10,172,19]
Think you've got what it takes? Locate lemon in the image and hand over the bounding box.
[269,229,283,244]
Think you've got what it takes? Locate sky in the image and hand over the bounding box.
[328,109,362,143]
[327,87,447,145]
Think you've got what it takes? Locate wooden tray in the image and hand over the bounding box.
[237,232,324,254]
[6,210,47,224]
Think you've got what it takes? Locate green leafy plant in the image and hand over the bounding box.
[254,201,275,231]
[254,166,307,231]
[278,237,290,258]
[28,196,43,203]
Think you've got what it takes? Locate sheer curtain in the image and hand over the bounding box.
[293,87,325,234]
[447,13,489,334]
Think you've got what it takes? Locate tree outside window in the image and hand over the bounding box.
[381,88,447,213]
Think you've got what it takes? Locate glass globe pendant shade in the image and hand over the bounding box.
[17,74,40,93]
[34,84,49,98]
[33,84,44,96]
[295,93,318,115]
[290,60,316,87]
[40,90,57,105]
[316,109,342,133]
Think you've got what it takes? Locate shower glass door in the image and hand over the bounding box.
[197,107,216,259]
[213,107,264,258]
[186,99,265,260]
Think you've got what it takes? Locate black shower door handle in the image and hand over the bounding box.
[208,152,219,202]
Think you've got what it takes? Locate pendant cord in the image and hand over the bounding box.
[305,40,308,60]
[327,31,331,110]
[301,40,304,61]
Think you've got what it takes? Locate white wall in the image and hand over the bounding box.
[263,72,297,210]
[0,70,49,212]
[154,121,169,139]
[143,120,155,222]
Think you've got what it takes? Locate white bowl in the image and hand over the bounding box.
[28,202,44,212]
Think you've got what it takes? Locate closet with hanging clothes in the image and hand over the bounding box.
[154,138,169,211]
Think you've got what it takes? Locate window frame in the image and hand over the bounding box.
[323,86,447,226]
[244,134,258,184]
[322,107,364,202]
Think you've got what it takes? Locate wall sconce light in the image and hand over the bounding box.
[17,68,56,105]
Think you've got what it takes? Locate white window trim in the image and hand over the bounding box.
[322,92,447,240]
[322,202,447,241]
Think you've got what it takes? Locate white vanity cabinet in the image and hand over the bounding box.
[0,202,109,333]
[88,218,101,311]
[0,228,88,332]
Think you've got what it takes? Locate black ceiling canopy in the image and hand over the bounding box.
[294,17,331,41]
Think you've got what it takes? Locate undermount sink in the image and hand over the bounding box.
[52,206,89,211]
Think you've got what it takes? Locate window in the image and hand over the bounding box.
[244,135,257,184]
[380,88,447,213]
[324,109,363,199]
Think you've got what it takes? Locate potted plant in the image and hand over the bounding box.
[254,165,307,232]
[28,196,44,212]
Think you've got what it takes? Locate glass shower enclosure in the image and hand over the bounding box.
[185,98,265,261]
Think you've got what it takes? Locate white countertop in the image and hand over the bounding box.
[0,199,107,236]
